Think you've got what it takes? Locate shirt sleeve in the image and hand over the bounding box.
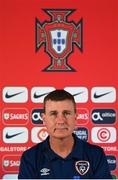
[92,147,112,179]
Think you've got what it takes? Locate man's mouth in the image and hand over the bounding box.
[54,128,68,132]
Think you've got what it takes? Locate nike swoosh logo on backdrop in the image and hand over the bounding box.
[94,91,112,99]
[73,92,84,96]
[5,132,24,139]
[34,92,50,99]
[5,91,24,98]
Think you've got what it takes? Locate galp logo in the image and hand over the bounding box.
[36,9,83,72]
[3,87,28,103]
[91,127,116,143]
[31,127,48,143]
[2,155,20,172]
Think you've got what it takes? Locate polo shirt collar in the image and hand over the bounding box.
[42,134,84,161]
[42,136,59,161]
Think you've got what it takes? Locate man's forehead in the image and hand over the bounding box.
[45,99,73,103]
[45,99,74,106]
[45,100,75,111]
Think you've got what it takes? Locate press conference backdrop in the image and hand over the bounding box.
[0,0,118,179]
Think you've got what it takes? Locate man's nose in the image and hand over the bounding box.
[56,114,66,123]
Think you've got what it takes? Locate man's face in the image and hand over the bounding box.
[42,99,77,139]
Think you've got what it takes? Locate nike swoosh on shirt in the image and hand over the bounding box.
[94,91,112,99]
[5,91,24,98]
[5,132,24,139]
[33,92,50,99]
[72,92,84,96]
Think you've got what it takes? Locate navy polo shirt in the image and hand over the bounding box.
[18,134,112,179]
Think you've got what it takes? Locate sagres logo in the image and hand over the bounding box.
[91,127,116,143]
[2,155,20,172]
[36,9,83,72]
[76,108,89,125]
[2,108,29,125]
[31,127,48,143]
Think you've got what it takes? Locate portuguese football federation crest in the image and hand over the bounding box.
[35,9,83,72]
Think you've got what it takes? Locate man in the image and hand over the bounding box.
[18,89,112,179]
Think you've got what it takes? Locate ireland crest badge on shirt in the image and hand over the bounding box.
[75,161,90,175]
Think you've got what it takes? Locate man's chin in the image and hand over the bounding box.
[53,131,71,139]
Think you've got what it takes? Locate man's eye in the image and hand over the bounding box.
[65,112,70,115]
[50,112,57,116]
[64,112,71,116]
